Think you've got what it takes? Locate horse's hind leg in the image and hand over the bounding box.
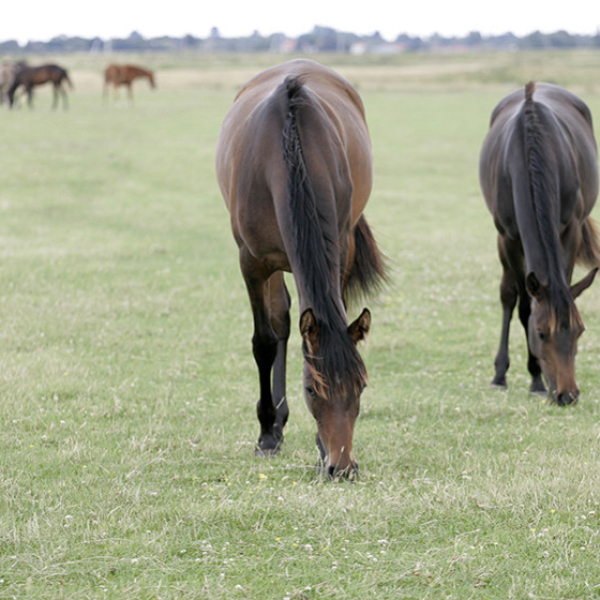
[267,272,291,443]
[240,247,281,455]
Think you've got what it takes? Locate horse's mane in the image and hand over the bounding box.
[523,81,578,329]
[282,76,367,398]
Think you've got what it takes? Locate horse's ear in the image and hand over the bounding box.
[300,309,320,354]
[571,267,598,299]
[526,271,547,301]
[348,308,371,345]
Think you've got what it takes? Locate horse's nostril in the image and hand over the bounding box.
[327,463,359,480]
[556,390,580,406]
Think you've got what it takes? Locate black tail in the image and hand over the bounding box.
[578,216,600,269]
[281,75,368,395]
[344,215,388,305]
[63,70,73,89]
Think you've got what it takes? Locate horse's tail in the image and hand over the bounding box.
[578,216,600,268]
[63,69,73,89]
[344,214,388,305]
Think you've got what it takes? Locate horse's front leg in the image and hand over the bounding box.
[492,238,519,388]
[240,248,281,455]
[517,286,546,394]
[267,273,291,444]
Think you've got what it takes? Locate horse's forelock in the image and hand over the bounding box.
[303,322,367,402]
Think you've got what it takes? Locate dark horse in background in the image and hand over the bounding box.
[8,64,72,109]
[103,64,155,104]
[216,59,386,478]
[480,82,600,405]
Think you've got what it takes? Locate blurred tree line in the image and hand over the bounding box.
[1,26,600,54]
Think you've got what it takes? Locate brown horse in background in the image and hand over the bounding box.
[480,82,600,405]
[216,59,386,478]
[7,64,72,109]
[103,64,155,104]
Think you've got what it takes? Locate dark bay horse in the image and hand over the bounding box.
[216,59,386,477]
[7,64,72,109]
[480,82,600,405]
[103,64,155,104]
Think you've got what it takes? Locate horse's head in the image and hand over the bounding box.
[300,308,371,479]
[526,269,597,405]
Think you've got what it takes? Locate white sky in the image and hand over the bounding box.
[3,0,599,45]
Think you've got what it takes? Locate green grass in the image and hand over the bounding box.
[1,51,600,599]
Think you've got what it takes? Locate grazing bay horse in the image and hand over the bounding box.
[103,64,155,104]
[480,82,600,405]
[216,59,386,477]
[7,64,72,109]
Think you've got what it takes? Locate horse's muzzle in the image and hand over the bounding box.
[326,462,359,480]
[555,389,580,406]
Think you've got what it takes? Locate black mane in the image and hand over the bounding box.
[523,82,576,328]
[282,76,367,396]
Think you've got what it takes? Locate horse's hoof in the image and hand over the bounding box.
[255,434,282,457]
[255,446,280,458]
[529,381,547,396]
[489,382,507,391]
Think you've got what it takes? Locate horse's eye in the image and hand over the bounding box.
[305,386,316,398]
[538,330,547,342]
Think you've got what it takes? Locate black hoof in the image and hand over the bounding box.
[255,432,283,457]
[490,382,507,391]
[529,379,547,396]
[491,376,507,389]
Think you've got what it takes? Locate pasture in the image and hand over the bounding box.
[1,50,600,599]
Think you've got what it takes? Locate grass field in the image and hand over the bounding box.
[1,50,600,599]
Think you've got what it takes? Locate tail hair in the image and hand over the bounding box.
[578,216,600,269]
[344,215,388,305]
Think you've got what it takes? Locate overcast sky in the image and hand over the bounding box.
[3,0,599,45]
